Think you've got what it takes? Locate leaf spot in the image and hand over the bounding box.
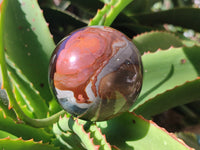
[180,59,186,64]
[40,83,44,88]
[18,26,23,30]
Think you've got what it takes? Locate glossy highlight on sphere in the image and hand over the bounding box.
[49,26,143,121]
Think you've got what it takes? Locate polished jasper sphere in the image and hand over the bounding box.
[49,26,143,121]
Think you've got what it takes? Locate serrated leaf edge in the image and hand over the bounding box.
[130,112,195,150]
[133,76,200,112]
[0,136,60,149]
[133,30,182,40]
[74,119,100,150]
[142,44,200,56]
[89,123,112,150]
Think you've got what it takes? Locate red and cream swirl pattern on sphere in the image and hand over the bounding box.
[49,26,143,121]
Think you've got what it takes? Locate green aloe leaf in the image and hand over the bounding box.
[53,116,98,149]
[134,78,200,118]
[133,8,200,32]
[54,115,111,149]
[0,130,17,139]
[13,86,35,118]
[0,89,17,120]
[68,118,100,149]
[0,110,53,143]
[0,138,59,150]
[113,22,156,37]
[54,132,86,150]
[2,0,55,100]
[123,0,161,14]
[177,34,200,47]
[133,31,183,54]
[53,117,86,150]
[131,46,200,113]
[87,124,111,150]
[6,58,49,118]
[97,112,193,149]
[89,0,133,26]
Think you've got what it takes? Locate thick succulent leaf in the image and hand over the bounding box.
[113,22,157,38]
[177,34,200,47]
[97,112,193,150]
[48,97,63,115]
[88,124,111,150]
[54,116,111,149]
[133,31,183,53]
[53,122,86,150]
[123,0,161,14]
[53,116,98,150]
[133,8,200,32]
[0,110,52,143]
[0,89,17,120]
[2,0,55,100]
[89,0,133,26]
[0,138,59,150]
[134,78,200,118]
[131,46,200,113]
[68,118,100,149]
[13,86,35,118]
[0,130,17,139]
[6,59,49,118]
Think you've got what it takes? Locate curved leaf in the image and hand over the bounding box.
[97,112,193,149]
[134,78,200,118]
[13,86,35,118]
[0,138,59,150]
[54,116,111,149]
[53,122,86,150]
[0,89,17,120]
[68,118,100,149]
[131,46,200,112]
[89,0,133,26]
[133,31,183,53]
[133,8,200,32]
[0,130,17,139]
[2,0,55,100]
[123,0,161,14]
[6,59,49,118]
[87,124,111,150]
[0,110,53,143]
[53,116,98,150]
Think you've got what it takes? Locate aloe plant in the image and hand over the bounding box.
[1,0,200,149]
